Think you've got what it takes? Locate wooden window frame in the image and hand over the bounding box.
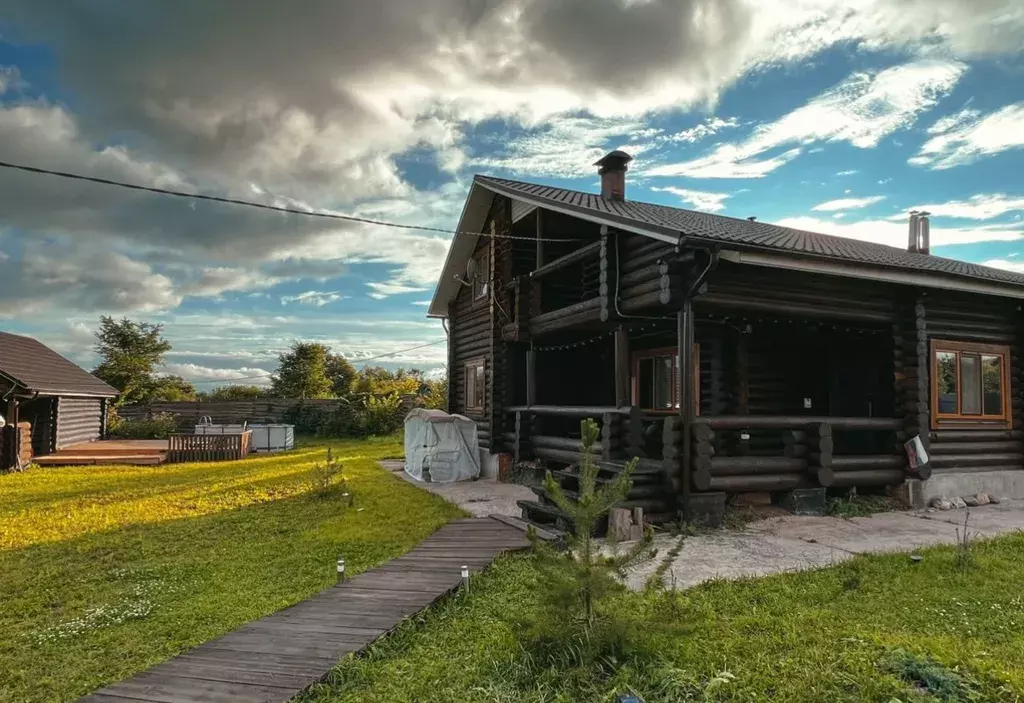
[464,358,486,413]
[630,345,700,415]
[930,339,1011,429]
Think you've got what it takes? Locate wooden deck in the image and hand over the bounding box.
[33,439,168,466]
[80,518,531,703]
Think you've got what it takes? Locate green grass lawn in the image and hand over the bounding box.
[300,534,1024,703]
[0,436,464,703]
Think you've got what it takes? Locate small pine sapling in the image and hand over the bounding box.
[528,418,655,630]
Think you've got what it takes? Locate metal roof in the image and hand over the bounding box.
[476,175,1024,287]
[0,331,119,398]
[427,174,1024,316]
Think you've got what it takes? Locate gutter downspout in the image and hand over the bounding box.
[441,317,452,413]
[676,240,719,523]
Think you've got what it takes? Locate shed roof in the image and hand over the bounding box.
[427,175,1024,317]
[0,331,119,398]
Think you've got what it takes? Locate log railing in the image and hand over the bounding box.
[168,430,252,464]
[662,415,910,493]
[504,405,645,466]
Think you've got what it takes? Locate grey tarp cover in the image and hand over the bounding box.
[404,408,480,482]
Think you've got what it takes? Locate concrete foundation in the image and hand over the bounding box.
[478,449,500,478]
[906,470,1024,509]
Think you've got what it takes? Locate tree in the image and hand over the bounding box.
[326,353,356,398]
[148,375,197,402]
[93,316,172,405]
[352,366,423,396]
[199,385,272,401]
[271,342,333,399]
[529,419,654,632]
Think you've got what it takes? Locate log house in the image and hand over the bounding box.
[428,151,1024,524]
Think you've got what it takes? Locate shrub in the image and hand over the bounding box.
[353,393,405,437]
[107,411,178,439]
[282,403,336,435]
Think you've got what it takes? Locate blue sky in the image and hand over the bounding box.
[0,1,1022,386]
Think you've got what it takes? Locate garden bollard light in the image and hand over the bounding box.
[337,558,346,583]
[461,565,469,594]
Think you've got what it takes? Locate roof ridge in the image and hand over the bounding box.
[472,173,1024,288]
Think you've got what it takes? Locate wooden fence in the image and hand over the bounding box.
[119,396,419,430]
[167,430,252,463]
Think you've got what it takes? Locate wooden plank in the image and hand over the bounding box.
[79,518,528,703]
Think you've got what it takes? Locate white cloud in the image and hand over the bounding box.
[471,115,645,178]
[648,59,965,178]
[982,259,1024,274]
[910,102,1024,169]
[651,186,731,212]
[835,169,858,176]
[367,280,431,299]
[160,363,273,385]
[811,195,886,211]
[412,300,432,306]
[181,266,279,297]
[898,194,1024,220]
[663,117,739,144]
[775,215,1023,248]
[280,290,347,306]
[0,249,8,261]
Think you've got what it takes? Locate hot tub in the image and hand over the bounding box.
[194,423,295,452]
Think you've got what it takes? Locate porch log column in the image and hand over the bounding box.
[805,423,835,486]
[600,226,614,322]
[614,326,630,408]
[897,295,930,454]
[678,298,695,519]
[525,349,537,407]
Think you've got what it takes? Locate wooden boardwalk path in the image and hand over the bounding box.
[81,518,530,703]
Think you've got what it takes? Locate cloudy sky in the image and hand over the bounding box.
[0,1,1022,386]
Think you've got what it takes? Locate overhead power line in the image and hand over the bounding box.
[0,160,574,242]
[187,339,448,383]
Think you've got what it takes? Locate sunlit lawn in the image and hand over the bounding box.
[301,536,1024,702]
[0,436,464,703]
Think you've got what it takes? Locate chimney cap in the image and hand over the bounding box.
[594,150,633,172]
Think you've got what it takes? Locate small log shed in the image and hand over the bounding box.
[0,331,119,469]
[428,150,1024,523]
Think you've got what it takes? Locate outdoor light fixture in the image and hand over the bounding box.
[337,558,346,583]
[461,565,470,594]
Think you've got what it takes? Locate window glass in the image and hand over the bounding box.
[474,363,485,407]
[465,360,484,410]
[637,358,654,409]
[935,351,958,414]
[653,356,674,410]
[982,354,1003,416]
[960,354,982,415]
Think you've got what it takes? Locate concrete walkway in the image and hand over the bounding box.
[383,459,535,518]
[626,500,1024,590]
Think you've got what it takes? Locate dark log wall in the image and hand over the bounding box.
[55,397,104,449]
[918,291,1024,473]
[18,396,56,456]
[448,194,514,450]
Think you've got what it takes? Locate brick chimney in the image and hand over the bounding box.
[908,210,931,254]
[594,150,633,200]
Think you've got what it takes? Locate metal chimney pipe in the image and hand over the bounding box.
[918,211,931,255]
[907,211,920,253]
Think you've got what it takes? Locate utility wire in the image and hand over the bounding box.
[187,339,448,383]
[0,160,577,242]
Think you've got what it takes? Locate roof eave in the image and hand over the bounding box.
[427,178,494,318]
[720,248,1024,300]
